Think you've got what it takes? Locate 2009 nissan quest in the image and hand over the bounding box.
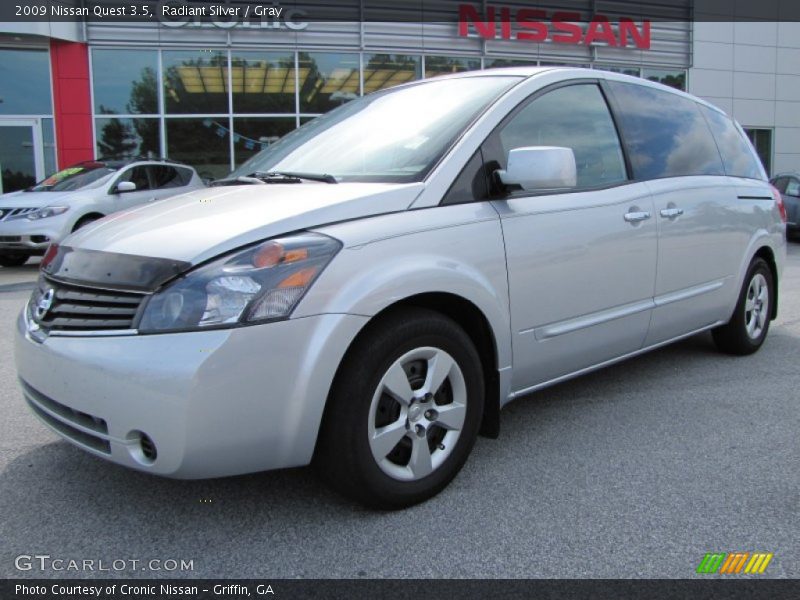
[15,68,787,508]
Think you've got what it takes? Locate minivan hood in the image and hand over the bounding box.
[65,182,424,264]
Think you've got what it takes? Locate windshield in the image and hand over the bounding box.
[28,164,116,192]
[228,76,521,184]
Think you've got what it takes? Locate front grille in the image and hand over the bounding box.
[21,380,111,455]
[0,207,37,221]
[30,277,146,332]
[0,236,22,242]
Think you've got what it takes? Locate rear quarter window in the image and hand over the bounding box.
[699,106,765,180]
[607,81,724,180]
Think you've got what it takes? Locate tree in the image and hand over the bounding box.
[95,105,138,159]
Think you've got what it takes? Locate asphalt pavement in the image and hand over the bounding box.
[0,246,798,579]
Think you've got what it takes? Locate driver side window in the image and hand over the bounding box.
[787,178,800,197]
[493,83,628,191]
[116,166,151,191]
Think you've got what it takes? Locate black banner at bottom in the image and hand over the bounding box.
[3,579,800,600]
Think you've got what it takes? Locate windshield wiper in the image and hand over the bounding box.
[210,176,267,187]
[251,171,338,184]
[210,171,338,187]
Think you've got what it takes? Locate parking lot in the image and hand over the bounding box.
[0,244,798,579]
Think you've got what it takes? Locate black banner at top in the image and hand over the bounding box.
[1,0,800,23]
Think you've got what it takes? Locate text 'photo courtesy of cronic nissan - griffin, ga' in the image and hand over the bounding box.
[14,67,786,509]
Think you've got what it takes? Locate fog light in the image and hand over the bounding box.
[31,235,50,244]
[127,430,157,464]
[140,433,157,461]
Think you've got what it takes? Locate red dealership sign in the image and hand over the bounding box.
[458,4,651,50]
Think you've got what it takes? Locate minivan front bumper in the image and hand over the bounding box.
[14,310,368,478]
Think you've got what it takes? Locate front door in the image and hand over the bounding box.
[483,82,658,392]
[110,165,156,210]
[0,119,44,194]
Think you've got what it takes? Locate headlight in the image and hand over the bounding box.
[138,232,341,333]
[26,206,69,220]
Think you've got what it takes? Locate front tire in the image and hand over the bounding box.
[315,307,484,509]
[712,257,774,355]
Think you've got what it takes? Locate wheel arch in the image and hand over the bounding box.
[753,245,779,320]
[71,212,105,232]
[323,292,503,440]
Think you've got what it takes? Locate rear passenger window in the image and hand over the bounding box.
[608,81,724,180]
[699,106,764,180]
[787,179,800,197]
[497,84,627,189]
[149,166,189,189]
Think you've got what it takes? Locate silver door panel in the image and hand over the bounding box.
[493,182,657,392]
[644,176,764,346]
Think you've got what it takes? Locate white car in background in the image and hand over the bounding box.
[0,159,204,267]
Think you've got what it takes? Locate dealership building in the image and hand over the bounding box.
[1,1,799,192]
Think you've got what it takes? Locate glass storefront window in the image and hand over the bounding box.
[299,52,360,113]
[0,49,52,115]
[231,52,296,114]
[362,54,421,94]
[83,47,696,183]
[163,50,230,114]
[595,64,641,77]
[424,56,481,78]
[232,118,296,167]
[539,61,590,68]
[166,118,232,181]
[92,49,158,114]
[95,117,159,159]
[484,58,538,69]
[0,125,37,192]
[642,68,686,91]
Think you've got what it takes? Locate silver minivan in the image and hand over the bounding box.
[15,68,787,508]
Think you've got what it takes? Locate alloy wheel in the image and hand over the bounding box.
[367,347,467,481]
[744,273,769,340]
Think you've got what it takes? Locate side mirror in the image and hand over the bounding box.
[496,146,577,191]
[114,181,137,194]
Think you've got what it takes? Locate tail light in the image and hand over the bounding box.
[40,244,59,270]
[770,185,787,223]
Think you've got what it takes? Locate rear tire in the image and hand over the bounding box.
[0,254,29,267]
[712,257,774,355]
[315,307,484,509]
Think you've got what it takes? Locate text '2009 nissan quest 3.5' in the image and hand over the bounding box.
[15,68,786,508]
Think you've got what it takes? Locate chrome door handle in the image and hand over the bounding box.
[660,207,684,219]
[624,211,651,223]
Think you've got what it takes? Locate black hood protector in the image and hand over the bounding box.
[41,245,191,293]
